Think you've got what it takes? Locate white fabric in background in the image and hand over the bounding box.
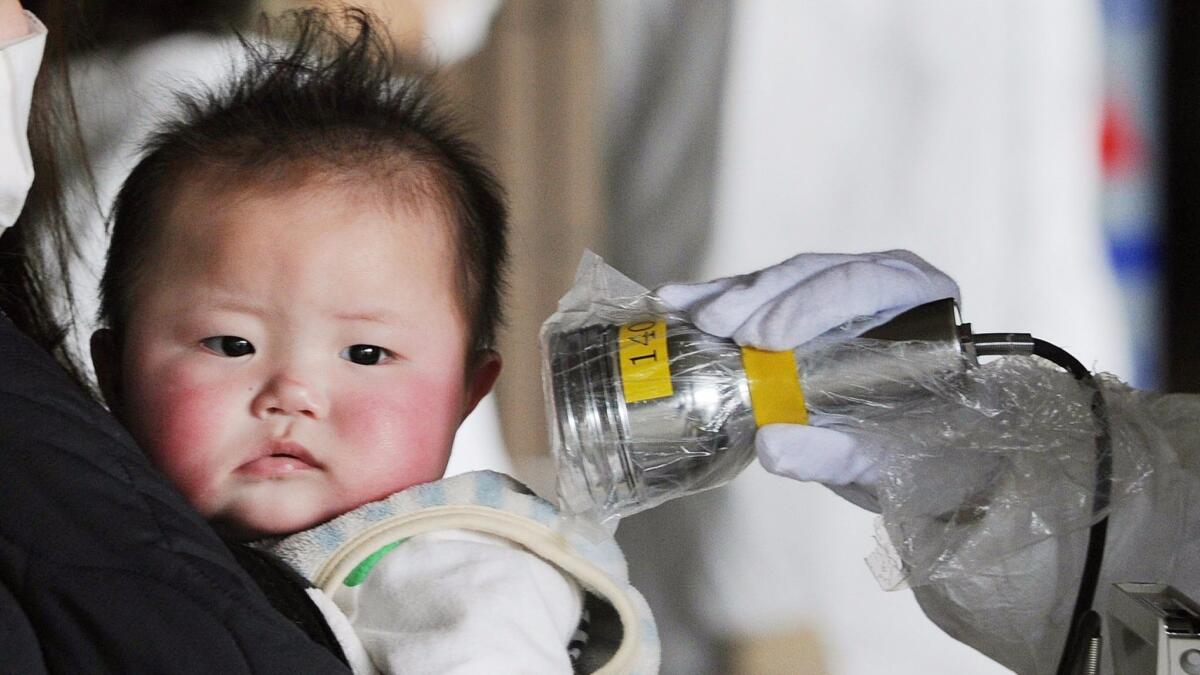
[689,2,1124,674]
[420,0,502,66]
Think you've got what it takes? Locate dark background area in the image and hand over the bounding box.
[1165,0,1200,392]
[25,0,251,52]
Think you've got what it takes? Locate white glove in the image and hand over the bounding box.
[656,250,959,509]
[656,250,960,350]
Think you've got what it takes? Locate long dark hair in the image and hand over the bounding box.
[0,0,91,386]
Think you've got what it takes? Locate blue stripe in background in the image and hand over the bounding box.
[1103,0,1157,27]
[1106,229,1161,277]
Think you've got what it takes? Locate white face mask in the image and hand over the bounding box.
[0,19,46,234]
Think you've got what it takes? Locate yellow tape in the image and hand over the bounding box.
[618,319,673,403]
[741,347,808,426]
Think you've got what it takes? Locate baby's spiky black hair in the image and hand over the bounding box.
[100,7,508,355]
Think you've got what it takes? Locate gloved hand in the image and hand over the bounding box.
[656,250,960,511]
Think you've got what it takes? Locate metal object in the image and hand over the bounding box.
[1109,583,1200,674]
[801,298,972,416]
[548,298,973,518]
[1084,635,1103,675]
[549,319,757,517]
[970,332,1036,357]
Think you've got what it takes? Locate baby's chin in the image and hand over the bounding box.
[203,475,448,541]
[208,504,341,542]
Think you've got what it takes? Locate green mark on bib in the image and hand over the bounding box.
[343,539,406,587]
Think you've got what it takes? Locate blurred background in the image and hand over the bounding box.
[39,0,1193,672]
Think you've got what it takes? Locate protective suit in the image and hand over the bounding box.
[0,14,348,671]
[659,250,1200,675]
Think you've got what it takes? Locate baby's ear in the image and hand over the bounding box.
[462,349,502,421]
[90,329,123,415]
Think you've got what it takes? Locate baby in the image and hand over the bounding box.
[85,11,649,674]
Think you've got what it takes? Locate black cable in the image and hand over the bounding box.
[1030,339,1113,675]
[971,334,1112,674]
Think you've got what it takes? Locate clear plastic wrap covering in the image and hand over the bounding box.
[860,370,1199,675]
[542,252,974,524]
[545,253,1199,674]
[541,253,759,523]
[839,350,1148,587]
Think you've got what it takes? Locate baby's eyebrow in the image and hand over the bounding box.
[333,310,404,325]
[202,297,271,316]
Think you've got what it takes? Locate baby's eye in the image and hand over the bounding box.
[200,336,255,358]
[340,344,392,366]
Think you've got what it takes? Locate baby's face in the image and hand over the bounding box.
[96,176,498,539]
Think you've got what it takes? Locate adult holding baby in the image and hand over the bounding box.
[0,5,658,673]
[0,1,350,669]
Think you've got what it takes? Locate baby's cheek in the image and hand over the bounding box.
[135,378,234,506]
[339,379,462,491]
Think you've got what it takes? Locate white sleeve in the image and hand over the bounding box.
[908,389,1200,675]
[331,529,583,675]
[0,11,45,234]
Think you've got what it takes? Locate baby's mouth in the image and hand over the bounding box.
[237,440,322,477]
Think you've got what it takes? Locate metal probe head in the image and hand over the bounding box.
[547,298,975,520]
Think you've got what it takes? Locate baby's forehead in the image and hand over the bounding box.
[148,166,469,306]
[173,156,451,216]
[163,162,452,240]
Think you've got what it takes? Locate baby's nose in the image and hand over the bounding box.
[251,376,328,419]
